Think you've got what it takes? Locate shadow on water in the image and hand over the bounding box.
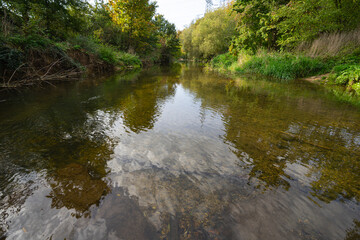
[0,64,359,239]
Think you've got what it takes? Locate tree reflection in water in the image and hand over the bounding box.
[47,163,109,217]
[0,65,359,239]
[180,66,360,202]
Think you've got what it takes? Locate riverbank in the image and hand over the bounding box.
[208,50,360,107]
[0,35,142,88]
[0,0,181,88]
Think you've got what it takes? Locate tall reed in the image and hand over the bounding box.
[297,28,360,57]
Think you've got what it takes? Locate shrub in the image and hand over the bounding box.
[330,65,360,86]
[0,46,24,70]
[54,42,71,51]
[97,45,117,64]
[239,53,326,80]
[117,52,142,67]
[6,34,53,49]
[210,53,237,70]
[69,35,99,53]
[69,36,141,67]
[353,82,360,95]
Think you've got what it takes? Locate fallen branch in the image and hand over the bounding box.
[40,58,65,80]
[1,67,82,88]
[7,63,26,86]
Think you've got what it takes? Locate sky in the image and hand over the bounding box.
[154,0,206,30]
[89,0,210,30]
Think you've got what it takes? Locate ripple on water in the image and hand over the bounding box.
[0,65,360,239]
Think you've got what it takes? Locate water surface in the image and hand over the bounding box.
[0,65,359,240]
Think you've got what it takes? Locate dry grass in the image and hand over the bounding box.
[298,28,360,57]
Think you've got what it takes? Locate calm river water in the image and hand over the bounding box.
[0,65,359,240]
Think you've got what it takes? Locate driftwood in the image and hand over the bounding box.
[1,57,83,88]
[6,63,26,85]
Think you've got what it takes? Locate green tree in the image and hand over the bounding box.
[231,0,360,52]
[0,0,36,33]
[179,21,198,59]
[180,6,237,60]
[153,15,181,64]
[87,2,126,48]
[107,0,157,53]
[274,0,360,48]
[231,0,289,53]
[1,0,89,38]
[35,0,89,39]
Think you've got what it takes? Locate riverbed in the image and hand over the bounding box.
[0,64,359,239]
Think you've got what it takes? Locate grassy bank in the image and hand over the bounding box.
[209,27,360,99]
[64,35,142,69]
[209,49,360,96]
[210,52,328,80]
[0,0,181,88]
[0,34,141,88]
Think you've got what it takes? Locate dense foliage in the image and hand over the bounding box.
[153,15,181,64]
[328,61,360,95]
[180,0,360,57]
[1,0,88,39]
[230,0,283,53]
[107,0,157,53]
[231,0,360,52]
[179,5,237,60]
[0,0,181,67]
[178,0,360,100]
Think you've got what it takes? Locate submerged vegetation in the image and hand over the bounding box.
[180,0,360,103]
[0,0,180,87]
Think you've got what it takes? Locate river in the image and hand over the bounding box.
[0,64,359,240]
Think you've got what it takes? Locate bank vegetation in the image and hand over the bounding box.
[180,0,360,99]
[0,0,181,88]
